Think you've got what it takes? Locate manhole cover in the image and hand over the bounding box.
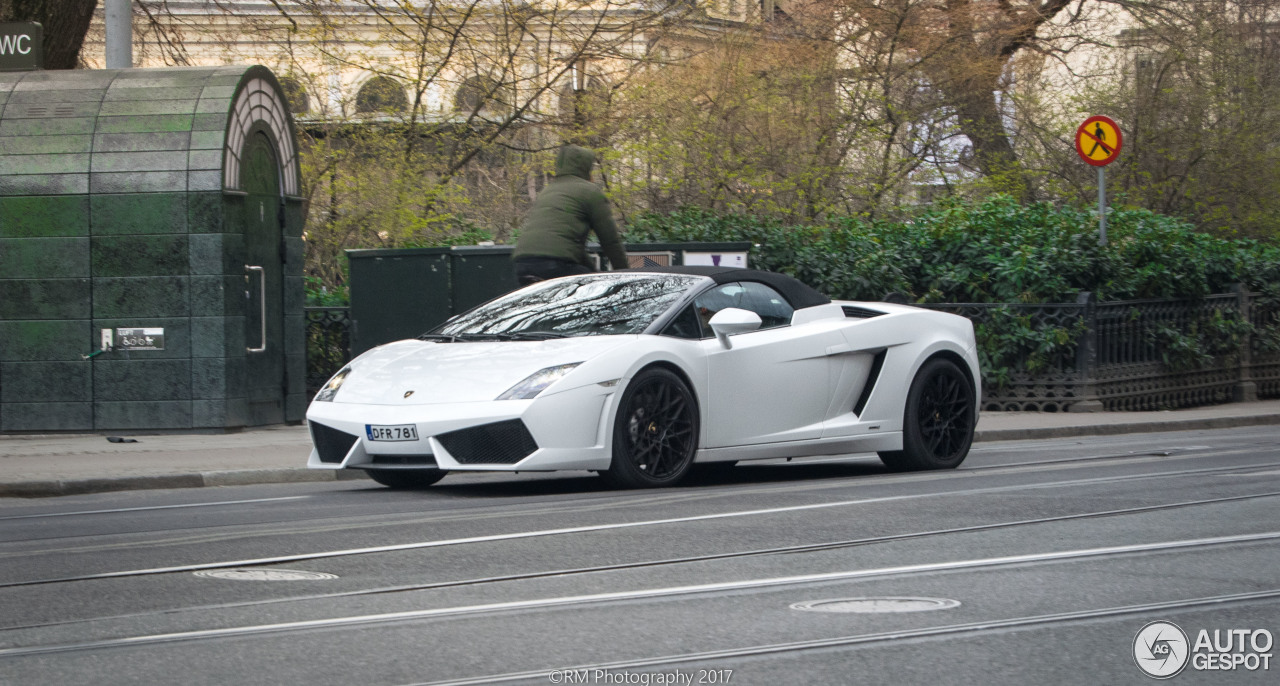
[194,569,338,581]
[791,597,960,614]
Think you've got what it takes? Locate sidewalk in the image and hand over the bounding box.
[1,401,1278,498]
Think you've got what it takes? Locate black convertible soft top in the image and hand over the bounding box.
[624,265,831,310]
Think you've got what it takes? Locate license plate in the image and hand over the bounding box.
[366,424,419,442]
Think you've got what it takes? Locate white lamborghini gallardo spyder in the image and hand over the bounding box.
[307,266,980,489]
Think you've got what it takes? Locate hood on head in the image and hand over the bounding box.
[555,144,596,181]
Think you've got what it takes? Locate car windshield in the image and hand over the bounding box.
[432,273,704,338]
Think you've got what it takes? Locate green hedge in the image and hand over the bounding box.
[626,196,1280,303]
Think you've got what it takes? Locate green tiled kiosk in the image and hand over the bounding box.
[0,66,305,431]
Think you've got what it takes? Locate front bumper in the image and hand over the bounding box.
[305,384,617,472]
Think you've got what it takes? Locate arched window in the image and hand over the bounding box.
[558,75,609,122]
[356,76,408,114]
[278,76,310,115]
[454,75,506,114]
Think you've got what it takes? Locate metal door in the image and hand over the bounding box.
[242,131,285,425]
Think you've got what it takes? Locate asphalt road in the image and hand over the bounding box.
[1,427,1278,685]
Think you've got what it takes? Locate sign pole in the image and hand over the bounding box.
[1075,115,1122,248]
[1098,166,1107,246]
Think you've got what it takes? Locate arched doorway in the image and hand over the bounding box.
[241,130,286,426]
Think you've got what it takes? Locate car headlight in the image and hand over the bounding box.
[496,363,582,400]
[314,367,352,402]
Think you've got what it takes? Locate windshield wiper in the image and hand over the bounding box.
[420,332,569,342]
[504,331,569,340]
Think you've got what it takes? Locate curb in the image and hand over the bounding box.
[974,412,1280,443]
[0,467,369,499]
[2,413,1276,498]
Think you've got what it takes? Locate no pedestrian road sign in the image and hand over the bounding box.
[1076,115,1122,166]
[1078,115,1122,246]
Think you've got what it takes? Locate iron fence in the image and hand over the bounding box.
[914,298,1088,412]
[1252,293,1280,399]
[922,287,1279,411]
[305,307,353,393]
[304,289,1280,410]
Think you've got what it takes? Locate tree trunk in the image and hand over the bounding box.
[954,84,1033,201]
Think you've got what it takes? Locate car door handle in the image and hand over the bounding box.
[825,343,852,356]
[246,265,266,353]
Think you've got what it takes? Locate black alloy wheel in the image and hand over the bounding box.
[879,357,975,471]
[604,367,699,488]
[366,468,447,489]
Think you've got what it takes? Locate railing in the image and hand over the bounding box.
[1252,292,1280,399]
[922,287,1280,411]
[913,298,1087,412]
[303,289,1280,410]
[305,307,353,393]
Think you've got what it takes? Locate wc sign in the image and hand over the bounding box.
[0,23,42,72]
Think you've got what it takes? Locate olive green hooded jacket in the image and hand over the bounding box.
[512,145,628,270]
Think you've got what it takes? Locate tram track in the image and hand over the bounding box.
[0,495,313,522]
[4,431,1279,684]
[2,454,1278,590]
[413,588,1280,686]
[0,465,1274,652]
[2,482,1278,637]
[3,456,1279,589]
[1,441,1274,561]
[1,531,1276,660]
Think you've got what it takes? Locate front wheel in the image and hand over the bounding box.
[879,357,975,472]
[365,468,447,489]
[603,368,699,488]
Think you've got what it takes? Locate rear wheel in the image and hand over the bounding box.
[603,368,699,488]
[879,357,975,472]
[365,468,447,489]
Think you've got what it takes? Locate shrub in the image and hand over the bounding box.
[626,196,1280,303]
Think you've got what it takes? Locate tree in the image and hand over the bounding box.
[609,0,1049,219]
[207,1,700,285]
[1118,0,1280,237]
[609,30,849,218]
[839,0,1085,199]
[1030,0,1280,238]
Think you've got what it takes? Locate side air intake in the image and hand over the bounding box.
[438,419,539,465]
[853,350,888,416]
[843,305,887,319]
[310,422,358,464]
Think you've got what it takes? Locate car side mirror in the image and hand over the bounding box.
[708,308,762,349]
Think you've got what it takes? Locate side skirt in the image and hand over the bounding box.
[696,432,903,463]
